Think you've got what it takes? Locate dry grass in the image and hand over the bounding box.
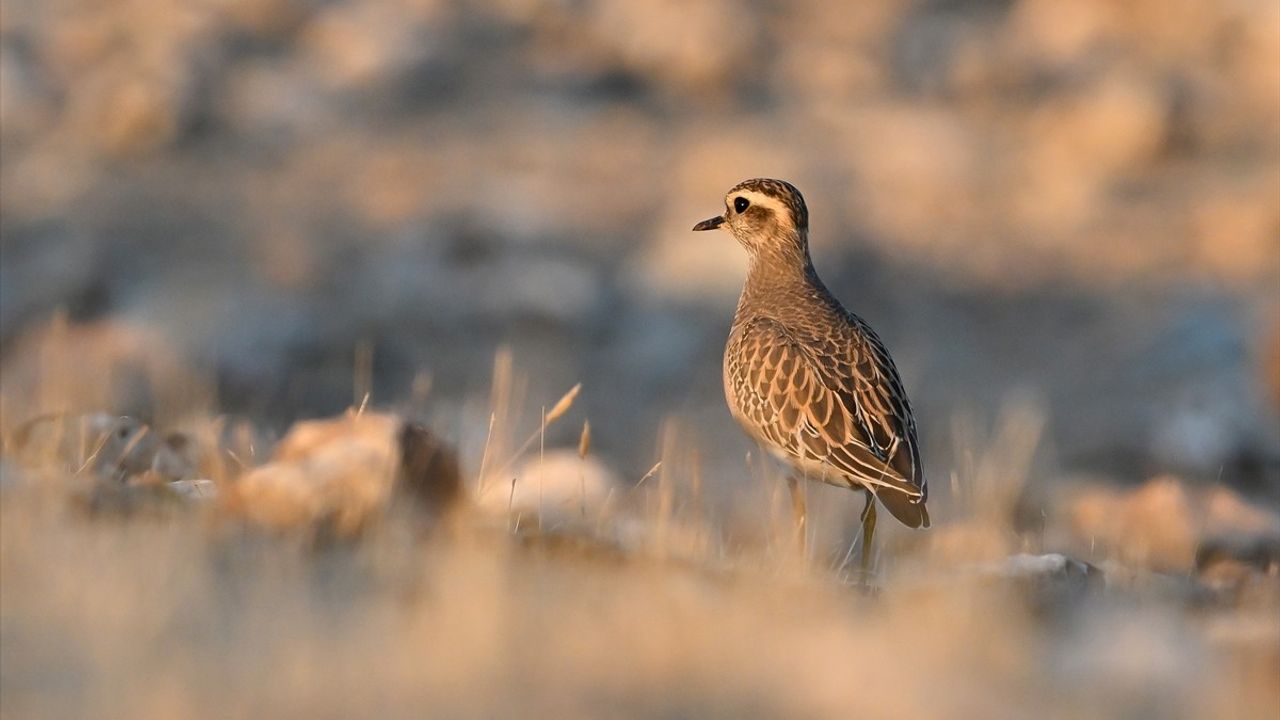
[2,343,1277,720]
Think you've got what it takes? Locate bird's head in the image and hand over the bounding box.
[692,178,809,261]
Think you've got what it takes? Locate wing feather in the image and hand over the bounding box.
[726,316,927,516]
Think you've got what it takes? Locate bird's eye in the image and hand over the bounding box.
[733,197,749,213]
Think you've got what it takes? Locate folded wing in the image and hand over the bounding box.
[727,316,929,528]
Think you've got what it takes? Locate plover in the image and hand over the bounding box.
[693,178,929,570]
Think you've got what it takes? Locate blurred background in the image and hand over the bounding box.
[3,2,1280,718]
[2,0,1278,502]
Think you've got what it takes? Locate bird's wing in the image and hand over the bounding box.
[728,316,928,526]
[842,314,925,493]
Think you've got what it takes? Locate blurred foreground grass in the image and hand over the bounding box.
[1,344,1277,720]
[4,495,1269,719]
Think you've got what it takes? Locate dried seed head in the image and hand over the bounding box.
[545,383,581,425]
[578,420,591,459]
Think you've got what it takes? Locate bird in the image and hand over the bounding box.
[693,178,929,572]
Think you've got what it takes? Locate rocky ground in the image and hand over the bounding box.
[2,0,1277,491]
[1,403,1277,718]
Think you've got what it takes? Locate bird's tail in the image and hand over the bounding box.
[876,480,930,528]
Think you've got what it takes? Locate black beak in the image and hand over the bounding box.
[692,215,725,231]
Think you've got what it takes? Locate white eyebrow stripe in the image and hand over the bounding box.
[726,190,795,225]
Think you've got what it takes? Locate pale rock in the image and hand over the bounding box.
[231,412,461,536]
[1060,476,1280,574]
[234,412,401,535]
[478,449,621,531]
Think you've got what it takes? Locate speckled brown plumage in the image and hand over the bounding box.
[695,178,929,531]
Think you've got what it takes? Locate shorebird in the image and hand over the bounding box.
[693,178,929,571]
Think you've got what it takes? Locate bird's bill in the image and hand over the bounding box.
[692,215,725,231]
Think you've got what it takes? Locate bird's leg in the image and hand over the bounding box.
[859,489,877,577]
[786,475,807,556]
